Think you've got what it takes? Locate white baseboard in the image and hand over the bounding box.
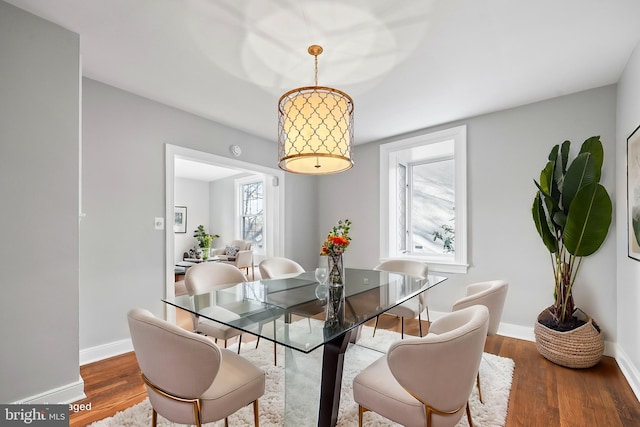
[496,321,536,342]
[613,345,640,403]
[16,376,85,404]
[79,338,132,366]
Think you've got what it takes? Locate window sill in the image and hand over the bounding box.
[383,256,468,274]
[426,262,468,274]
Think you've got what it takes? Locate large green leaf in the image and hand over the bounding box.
[562,152,598,212]
[553,211,567,228]
[559,140,570,173]
[548,144,559,162]
[579,136,603,179]
[539,161,554,196]
[552,141,569,191]
[532,192,558,253]
[535,179,562,228]
[563,183,612,256]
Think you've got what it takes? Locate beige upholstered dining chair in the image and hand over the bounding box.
[256,257,306,365]
[258,257,305,279]
[452,279,509,402]
[127,308,265,427]
[353,305,489,427]
[212,239,254,279]
[373,259,430,338]
[184,262,247,352]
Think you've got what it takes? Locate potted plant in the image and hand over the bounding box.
[193,225,219,260]
[531,135,612,368]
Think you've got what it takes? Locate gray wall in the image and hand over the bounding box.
[616,42,640,392]
[321,85,618,339]
[174,177,210,262]
[80,78,318,351]
[0,1,80,402]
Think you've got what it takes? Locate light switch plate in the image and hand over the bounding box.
[154,217,164,230]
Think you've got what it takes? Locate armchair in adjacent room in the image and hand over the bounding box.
[212,239,254,279]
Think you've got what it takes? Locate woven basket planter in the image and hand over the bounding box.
[534,307,604,369]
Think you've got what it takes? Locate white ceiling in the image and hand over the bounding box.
[7,0,640,146]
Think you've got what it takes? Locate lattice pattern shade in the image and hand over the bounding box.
[278,85,354,174]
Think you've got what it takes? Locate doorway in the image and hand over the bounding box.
[164,144,285,321]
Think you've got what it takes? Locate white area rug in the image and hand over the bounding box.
[90,326,514,427]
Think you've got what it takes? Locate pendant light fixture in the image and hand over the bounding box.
[278,45,354,174]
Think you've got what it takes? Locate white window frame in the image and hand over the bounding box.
[380,125,468,274]
[235,175,266,253]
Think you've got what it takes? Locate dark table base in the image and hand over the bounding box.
[318,329,353,427]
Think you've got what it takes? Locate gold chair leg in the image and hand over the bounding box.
[476,371,483,403]
[400,317,405,339]
[273,341,277,366]
[224,417,229,427]
[237,335,242,354]
[418,313,423,337]
[253,399,260,427]
[466,401,474,427]
[152,408,157,427]
[358,405,367,427]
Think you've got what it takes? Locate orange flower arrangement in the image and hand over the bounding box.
[320,219,352,256]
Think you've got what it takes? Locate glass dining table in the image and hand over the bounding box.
[163,267,447,427]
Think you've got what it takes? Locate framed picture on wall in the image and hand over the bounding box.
[174,206,187,233]
[627,125,640,261]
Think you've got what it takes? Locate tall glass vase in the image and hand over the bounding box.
[326,283,344,326]
[326,253,345,325]
[327,253,344,285]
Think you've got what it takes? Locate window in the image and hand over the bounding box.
[380,125,467,273]
[237,177,264,250]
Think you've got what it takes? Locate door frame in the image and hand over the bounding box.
[164,144,285,321]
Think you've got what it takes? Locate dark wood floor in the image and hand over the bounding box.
[69,315,640,426]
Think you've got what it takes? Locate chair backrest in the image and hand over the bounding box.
[452,280,508,335]
[184,262,247,296]
[229,239,252,251]
[232,248,254,270]
[374,259,429,279]
[386,305,489,426]
[259,257,304,279]
[127,308,221,399]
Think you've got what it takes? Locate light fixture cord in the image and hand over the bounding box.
[314,52,320,168]
[314,53,319,86]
